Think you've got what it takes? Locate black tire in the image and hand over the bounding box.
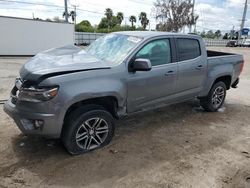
[62,104,115,155]
[200,81,227,112]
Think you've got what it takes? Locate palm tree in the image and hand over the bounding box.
[69,10,76,22]
[116,12,124,25]
[105,8,113,30]
[139,12,149,30]
[129,15,136,28]
[62,11,68,22]
[63,11,76,24]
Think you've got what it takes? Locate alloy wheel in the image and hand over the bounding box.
[212,86,225,109]
[76,117,109,150]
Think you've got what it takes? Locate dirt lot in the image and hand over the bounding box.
[0,47,250,188]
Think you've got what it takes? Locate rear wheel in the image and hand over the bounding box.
[62,105,115,155]
[200,81,227,112]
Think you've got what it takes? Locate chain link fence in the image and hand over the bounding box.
[75,32,231,47]
[203,38,231,46]
[75,32,105,46]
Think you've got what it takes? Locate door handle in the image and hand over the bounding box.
[165,70,175,76]
[195,65,203,70]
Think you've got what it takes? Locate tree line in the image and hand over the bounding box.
[75,8,150,33]
[40,0,238,40]
[197,30,240,39]
[76,0,198,33]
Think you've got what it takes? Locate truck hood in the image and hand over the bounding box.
[20,45,111,82]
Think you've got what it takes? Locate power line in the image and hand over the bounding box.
[0,0,155,16]
[0,0,105,16]
[76,8,106,16]
[0,0,64,8]
[127,0,153,6]
[75,0,153,7]
[0,7,60,12]
[0,0,156,25]
[0,0,137,18]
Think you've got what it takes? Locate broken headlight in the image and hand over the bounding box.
[17,86,59,102]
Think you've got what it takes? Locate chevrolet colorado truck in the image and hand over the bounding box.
[4,31,244,154]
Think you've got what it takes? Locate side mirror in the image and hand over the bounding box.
[130,58,152,72]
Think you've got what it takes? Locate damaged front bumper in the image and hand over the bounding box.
[3,98,61,138]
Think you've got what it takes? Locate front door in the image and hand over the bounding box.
[127,38,177,113]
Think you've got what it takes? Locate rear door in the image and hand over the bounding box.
[175,38,207,96]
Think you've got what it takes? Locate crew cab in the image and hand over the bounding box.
[4,31,244,154]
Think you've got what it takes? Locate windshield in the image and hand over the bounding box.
[86,34,142,64]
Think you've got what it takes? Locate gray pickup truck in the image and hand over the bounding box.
[4,31,244,154]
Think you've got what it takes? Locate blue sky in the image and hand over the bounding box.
[0,0,249,33]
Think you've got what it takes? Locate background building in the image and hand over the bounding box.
[0,16,74,55]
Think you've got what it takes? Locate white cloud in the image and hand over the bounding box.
[0,0,249,32]
[195,0,249,32]
[226,0,244,8]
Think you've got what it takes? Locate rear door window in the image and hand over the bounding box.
[177,38,201,61]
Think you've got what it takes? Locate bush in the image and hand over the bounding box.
[75,20,95,32]
[75,18,146,33]
[75,25,95,32]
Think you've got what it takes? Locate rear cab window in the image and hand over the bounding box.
[177,38,201,61]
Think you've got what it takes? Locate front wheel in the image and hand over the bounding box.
[62,105,115,155]
[200,81,227,112]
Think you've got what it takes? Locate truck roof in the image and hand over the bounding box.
[114,31,199,39]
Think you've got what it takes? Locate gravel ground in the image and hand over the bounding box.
[0,47,250,188]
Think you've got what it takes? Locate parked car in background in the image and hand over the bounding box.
[226,40,238,47]
[4,31,244,155]
[241,39,250,47]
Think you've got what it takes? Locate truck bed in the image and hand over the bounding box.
[207,50,243,62]
[207,50,243,67]
[206,50,244,89]
[207,50,236,57]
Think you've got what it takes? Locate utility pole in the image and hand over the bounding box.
[194,22,197,33]
[192,0,196,33]
[64,0,69,22]
[124,14,127,26]
[231,25,235,40]
[72,5,77,26]
[239,0,248,39]
[189,0,195,33]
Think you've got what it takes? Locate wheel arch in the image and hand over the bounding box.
[213,75,232,90]
[199,74,232,98]
[63,96,119,122]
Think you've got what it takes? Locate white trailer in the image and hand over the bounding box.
[0,16,74,56]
